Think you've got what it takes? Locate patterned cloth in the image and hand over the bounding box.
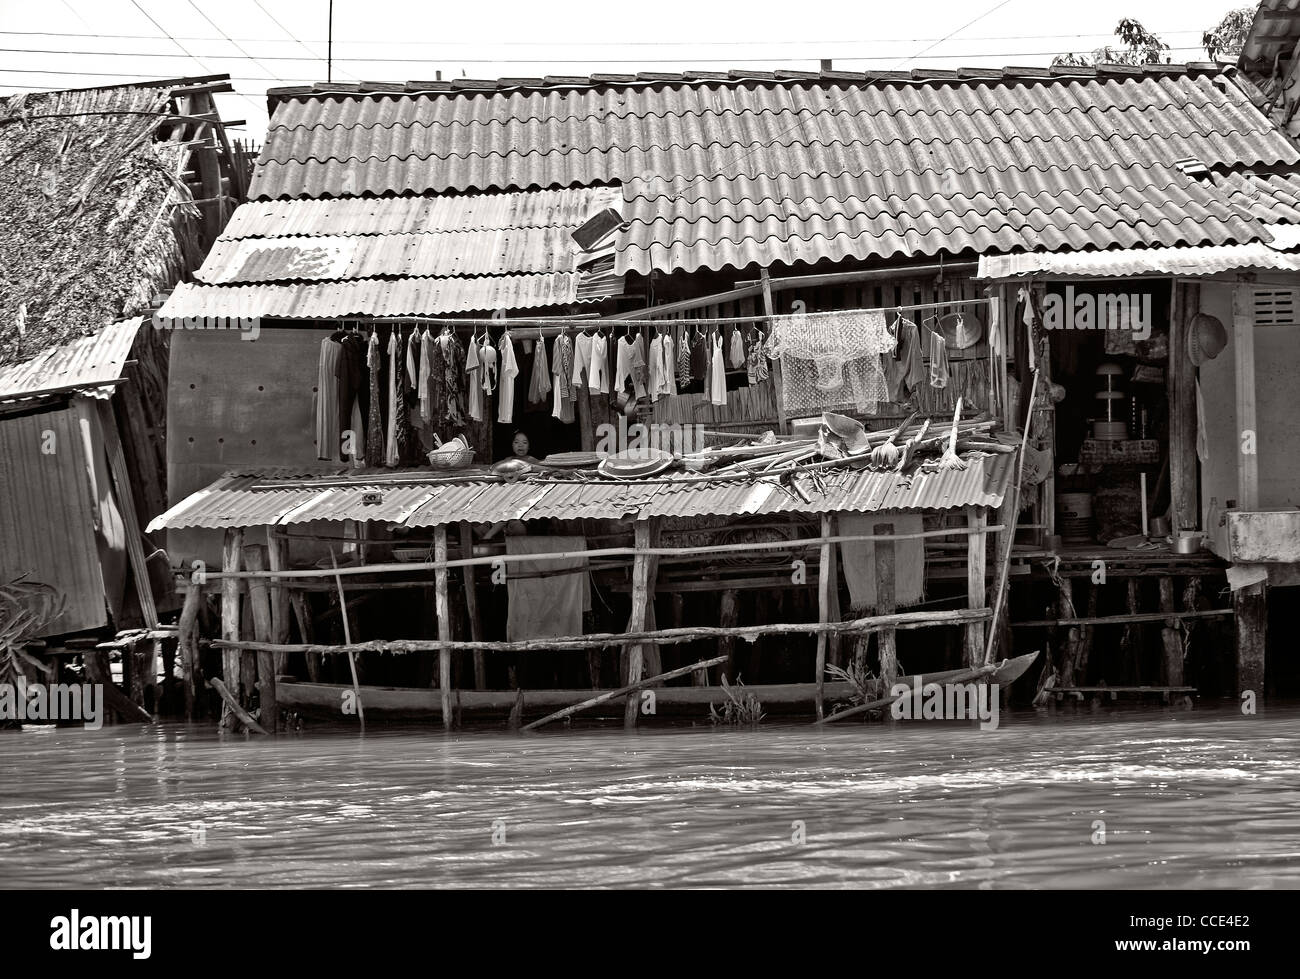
[365,330,384,466]
[552,332,575,423]
[772,309,892,414]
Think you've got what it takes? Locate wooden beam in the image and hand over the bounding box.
[737,261,979,292]
[1234,581,1267,701]
[219,528,243,731]
[1232,280,1259,510]
[266,529,291,677]
[624,520,655,728]
[759,269,788,434]
[434,526,453,731]
[95,400,158,629]
[1169,281,1199,531]
[965,506,988,668]
[242,545,278,733]
[608,284,763,321]
[1011,607,1233,628]
[815,514,832,719]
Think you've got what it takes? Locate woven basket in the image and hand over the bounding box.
[427,445,474,470]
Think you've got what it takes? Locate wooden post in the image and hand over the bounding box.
[717,588,740,682]
[178,583,202,720]
[266,530,291,676]
[1232,280,1259,510]
[874,523,898,687]
[1058,577,1081,687]
[1169,281,1200,531]
[760,269,788,434]
[1158,577,1184,687]
[434,525,453,731]
[985,493,1016,663]
[1234,581,1267,701]
[290,591,320,682]
[95,400,158,629]
[460,521,486,690]
[220,528,243,731]
[1121,579,1142,684]
[815,514,832,719]
[826,517,843,669]
[243,544,278,733]
[965,506,987,668]
[623,520,655,729]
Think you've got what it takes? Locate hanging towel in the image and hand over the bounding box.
[497,330,519,424]
[728,325,745,369]
[505,535,591,642]
[615,336,647,401]
[647,334,665,403]
[384,330,400,466]
[571,332,593,389]
[660,331,676,396]
[1196,377,1209,464]
[316,337,341,461]
[589,333,609,394]
[552,332,575,423]
[710,332,727,406]
[364,331,385,466]
[879,316,926,402]
[528,335,552,404]
[928,326,949,389]
[838,512,925,613]
[465,334,485,421]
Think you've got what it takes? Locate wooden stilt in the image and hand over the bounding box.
[219,529,243,731]
[874,523,898,687]
[1058,577,1081,687]
[1122,579,1142,684]
[965,506,987,668]
[434,525,453,731]
[815,514,832,719]
[1234,581,1267,701]
[985,494,1015,664]
[1078,582,1098,684]
[178,585,202,720]
[243,544,278,733]
[623,520,655,729]
[717,588,740,680]
[266,531,291,677]
[290,591,320,682]
[760,269,788,434]
[1158,577,1184,687]
[95,400,158,629]
[460,521,486,690]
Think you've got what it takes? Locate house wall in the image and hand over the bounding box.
[0,399,115,635]
[1197,277,1300,553]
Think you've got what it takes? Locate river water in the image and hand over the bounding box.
[2,705,1299,888]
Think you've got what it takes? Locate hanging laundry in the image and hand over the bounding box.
[710,331,727,406]
[393,329,420,464]
[365,330,384,467]
[727,325,746,369]
[589,332,609,394]
[615,334,647,401]
[505,535,590,642]
[660,329,676,397]
[418,328,434,426]
[771,309,891,414]
[384,330,399,467]
[647,333,665,403]
[528,333,551,405]
[838,513,925,612]
[746,329,770,385]
[879,315,926,403]
[571,332,593,389]
[497,329,519,424]
[316,336,341,461]
[481,338,499,398]
[336,330,368,462]
[465,333,485,422]
[1196,377,1209,464]
[439,330,467,433]
[552,332,575,423]
[928,326,949,389]
[676,327,693,390]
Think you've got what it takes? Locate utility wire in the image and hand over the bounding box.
[251,0,360,81]
[185,0,285,84]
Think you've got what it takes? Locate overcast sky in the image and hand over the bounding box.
[0,0,1253,140]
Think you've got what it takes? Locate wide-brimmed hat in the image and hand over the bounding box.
[936,311,984,350]
[1188,312,1227,366]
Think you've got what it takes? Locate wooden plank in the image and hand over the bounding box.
[434,525,453,731]
[461,521,486,690]
[177,584,202,720]
[219,528,243,731]
[624,520,654,729]
[1158,576,1184,687]
[965,506,987,668]
[874,522,898,687]
[815,514,832,720]
[1169,281,1199,531]
[95,400,158,629]
[1232,281,1259,510]
[242,544,277,733]
[1234,581,1266,700]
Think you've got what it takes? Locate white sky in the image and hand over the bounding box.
[0,0,1253,141]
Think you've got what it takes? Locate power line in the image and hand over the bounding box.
[251,0,360,81]
[185,0,286,84]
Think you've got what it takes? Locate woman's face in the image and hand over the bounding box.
[511,433,530,457]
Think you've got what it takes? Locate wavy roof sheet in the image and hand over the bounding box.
[978,241,1300,279]
[147,454,1014,532]
[0,317,142,403]
[245,65,1300,277]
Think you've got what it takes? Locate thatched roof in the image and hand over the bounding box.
[0,83,205,367]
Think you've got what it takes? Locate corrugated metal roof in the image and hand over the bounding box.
[977,242,1300,279]
[148,454,1014,532]
[242,67,1300,277]
[177,185,624,317]
[0,317,142,402]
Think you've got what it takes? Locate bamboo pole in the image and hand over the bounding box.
[759,268,788,434]
[461,521,486,690]
[177,584,202,720]
[818,663,997,725]
[219,528,243,732]
[212,607,993,657]
[208,677,269,735]
[435,526,453,731]
[815,514,832,720]
[1011,608,1233,628]
[204,526,1003,582]
[522,655,729,732]
[329,548,364,732]
[266,529,291,676]
[964,506,988,668]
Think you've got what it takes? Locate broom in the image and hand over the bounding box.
[937,398,967,471]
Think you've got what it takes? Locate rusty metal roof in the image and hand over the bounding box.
[148,454,1014,532]
[0,317,142,403]
[243,65,1300,277]
[165,185,624,320]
